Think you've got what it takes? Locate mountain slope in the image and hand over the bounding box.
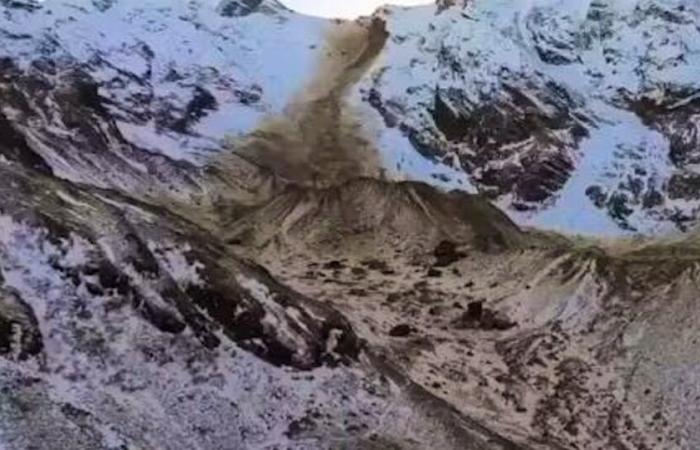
[0,0,327,204]
[225,177,529,257]
[354,0,700,236]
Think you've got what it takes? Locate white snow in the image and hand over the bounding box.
[509,105,673,236]
[378,125,477,192]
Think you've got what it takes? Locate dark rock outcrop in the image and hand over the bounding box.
[217,0,264,17]
[433,240,466,267]
[0,287,43,361]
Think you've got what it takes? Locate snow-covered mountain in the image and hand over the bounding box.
[357,0,700,236]
[3,1,700,449]
[0,0,331,205]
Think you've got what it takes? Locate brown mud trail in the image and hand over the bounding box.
[224,18,388,188]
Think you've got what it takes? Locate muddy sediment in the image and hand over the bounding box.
[221,19,388,189]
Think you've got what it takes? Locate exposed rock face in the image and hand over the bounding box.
[0,57,203,200]
[627,87,700,228]
[0,286,42,361]
[0,108,52,175]
[428,84,587,206]
[217,0,264,17]
[436,0,470,13]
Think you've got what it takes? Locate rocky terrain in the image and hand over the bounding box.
[2,0,700,449]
